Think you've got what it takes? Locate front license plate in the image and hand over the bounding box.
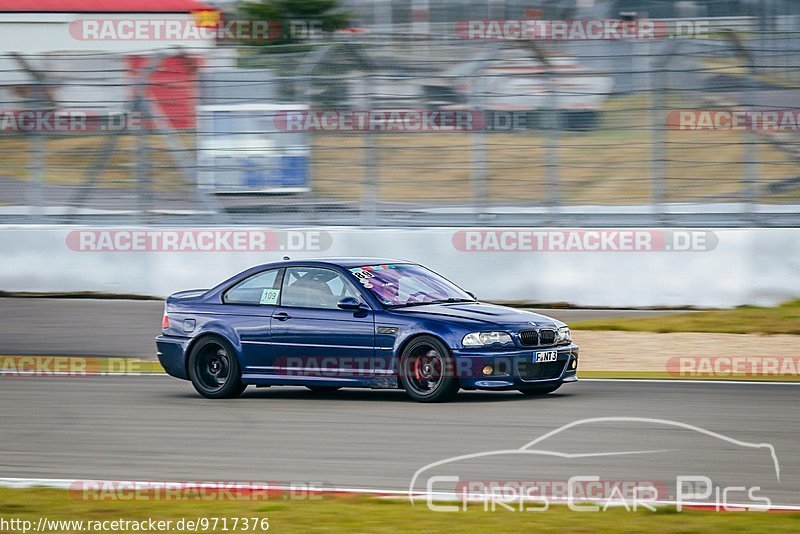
[534,351,558,363]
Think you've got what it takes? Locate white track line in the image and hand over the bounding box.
[1,478,798,512]
[581,378,800,385]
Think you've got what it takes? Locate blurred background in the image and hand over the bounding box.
[2,0,800,227]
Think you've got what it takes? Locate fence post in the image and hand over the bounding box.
[470,72,488,221]
[650,39,686,223]
[544,73,561,216]
[12,53,49,222]
[134,107,152,223]
[26,128,45,223]
[361,74,379,226]
[732,35,759,218]
[741,78,759,218]
[651,62,667,218]
[362,131,379,226]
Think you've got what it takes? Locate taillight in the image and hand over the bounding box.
[162,313,169,330]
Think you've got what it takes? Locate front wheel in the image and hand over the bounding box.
[399,336,459,403]
[188,337,246,399]
[518,383,561,396]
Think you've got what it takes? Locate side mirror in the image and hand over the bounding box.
[337,296,365,310]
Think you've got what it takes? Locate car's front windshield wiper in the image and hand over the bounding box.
[388,297,476,309]
[387,301,438,309]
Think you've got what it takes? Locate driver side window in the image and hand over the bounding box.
[281,267,358,309]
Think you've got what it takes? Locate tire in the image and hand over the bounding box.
[399,336,459,403]
[306,386,342,393]
[187,336,246,399]
[518,383,561,396]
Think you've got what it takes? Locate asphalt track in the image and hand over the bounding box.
[0,377,797,507]
[0,297,684,357]
[1,297,795,508]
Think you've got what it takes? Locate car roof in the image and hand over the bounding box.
[259,257,413,269]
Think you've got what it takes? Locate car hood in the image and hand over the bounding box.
[389,302,563,329]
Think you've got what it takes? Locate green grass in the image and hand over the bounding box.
[1,489,798,533]
[571,300,800,335]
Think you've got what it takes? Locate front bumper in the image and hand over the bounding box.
[452,343,579,390]
[155,335,191,380]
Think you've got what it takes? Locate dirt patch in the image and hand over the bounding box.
[574,330,800,372]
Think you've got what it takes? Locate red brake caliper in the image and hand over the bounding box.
[412,356,423,382]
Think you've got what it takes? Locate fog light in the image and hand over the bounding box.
[570,359,578,370]
[482,365,493,376]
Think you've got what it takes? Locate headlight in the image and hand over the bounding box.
[462,332,513,347]
[556,326,571,344]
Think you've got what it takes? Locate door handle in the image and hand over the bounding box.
[274,312,291,321]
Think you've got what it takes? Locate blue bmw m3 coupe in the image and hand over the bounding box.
[156,258,579,402]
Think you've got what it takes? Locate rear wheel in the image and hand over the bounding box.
[188,337,246,399]
[399,336,459,403]
[518,384,561,396]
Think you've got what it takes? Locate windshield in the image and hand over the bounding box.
[349,263,474,307]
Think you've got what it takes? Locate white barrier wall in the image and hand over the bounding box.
[2,225,799,307]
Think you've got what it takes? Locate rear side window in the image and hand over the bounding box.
[224,269,281,305]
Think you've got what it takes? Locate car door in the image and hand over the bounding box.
[218,268,283,375]
[270,266,375,381]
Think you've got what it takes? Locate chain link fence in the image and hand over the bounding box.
[1,14,800,226]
